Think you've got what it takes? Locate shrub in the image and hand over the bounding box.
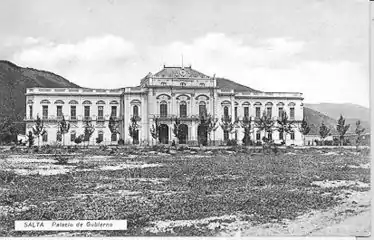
[118,138,125,145]
[54,153,69,165]
[226,139,237,146]
[177,145,190,151]
[96,137,103,144]
[0,170,17,184]
[99,145,108,151]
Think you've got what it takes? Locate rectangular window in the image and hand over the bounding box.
[180,104,187,117]
[56,106,63,119]
[279,132,284,140]
[98,132,104,142]
[234,107,238,120]
[111,106,117,117]
[199,104,206,117]
[290,107,295,120]
[244,107,249,117]
[224,130,229,141]
[267,107,272,118]
[84,106,90,119]
[71,132,76,142]
[291,131,295,140]
[98,106,104,120]
[255,107,261,118]
[29,105,33,119]
[256,132,261,141]
[267,132,272,140]
[70,106,76,120]
[278,107,284,118]
[111,133,117,142]
[160,104,167,117]
[42,132,48,142]
[42,105,48,120]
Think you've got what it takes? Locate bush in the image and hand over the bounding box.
[0,170,17,184]
[99,145,108,151]
[177,145,190,151]
[226,139,238,146]
[54,153,69,165]
[118,138,125,145]
[96,138,103,144]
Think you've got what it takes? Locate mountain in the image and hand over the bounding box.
[305,103,369,122]
[305,103,370,134]
[216,78,262,93]
[303,107,338,135]
[215,78,370,135]
[0,60,80,121]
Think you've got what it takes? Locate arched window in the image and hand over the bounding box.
[161,82,166,86]
[199,83,205,87]
[180,82,186,87]
[160,101,167,117]
[223,106,229,117]
[199,101,206,117]
[180,101,187,117]
[133,105,139,117]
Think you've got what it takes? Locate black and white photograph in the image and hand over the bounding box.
[0,0,371,237]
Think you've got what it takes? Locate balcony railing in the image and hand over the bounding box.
[24,115,122,122]
[97,116,105,122]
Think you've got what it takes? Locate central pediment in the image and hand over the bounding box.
[153,66,211,79]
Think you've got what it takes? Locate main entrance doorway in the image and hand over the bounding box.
[159,124,169,144]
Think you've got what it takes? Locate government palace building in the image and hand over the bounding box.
[24,65,304,146]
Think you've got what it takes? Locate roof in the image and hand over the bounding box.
[153,66,211,79]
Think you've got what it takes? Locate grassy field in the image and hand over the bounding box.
[0,147,370,237]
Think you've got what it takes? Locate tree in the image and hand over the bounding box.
[128,116,140,144]
[58,116,70,146]
[108,116,119,140]
[254,111,275,144]
[220,115,234,142]
[319,122,330,145]
[277,111,295,146]
[27,130,34,147]
[83,120,95,147]
[205,115,219,146]
[336,115,350,146]
[299,117,311,146]
[240,116,252,146]
[355,120,365,151]
[150,116,161,145]
[0,117,18,144]
[32,115,46,147]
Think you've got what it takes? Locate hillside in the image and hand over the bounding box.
[305,103,369,122]
[216,78,262,93]
[216,78,369,135]
[0,60,80,121]
[305,103,370,135]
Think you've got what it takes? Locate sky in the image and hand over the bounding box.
[0,0,370,107]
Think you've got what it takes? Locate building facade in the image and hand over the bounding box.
[24,66,305,146]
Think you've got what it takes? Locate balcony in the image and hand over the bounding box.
[97,116,105,122]
[130,115,142,122]
[151,114,200,121]
[69,116,78,122]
